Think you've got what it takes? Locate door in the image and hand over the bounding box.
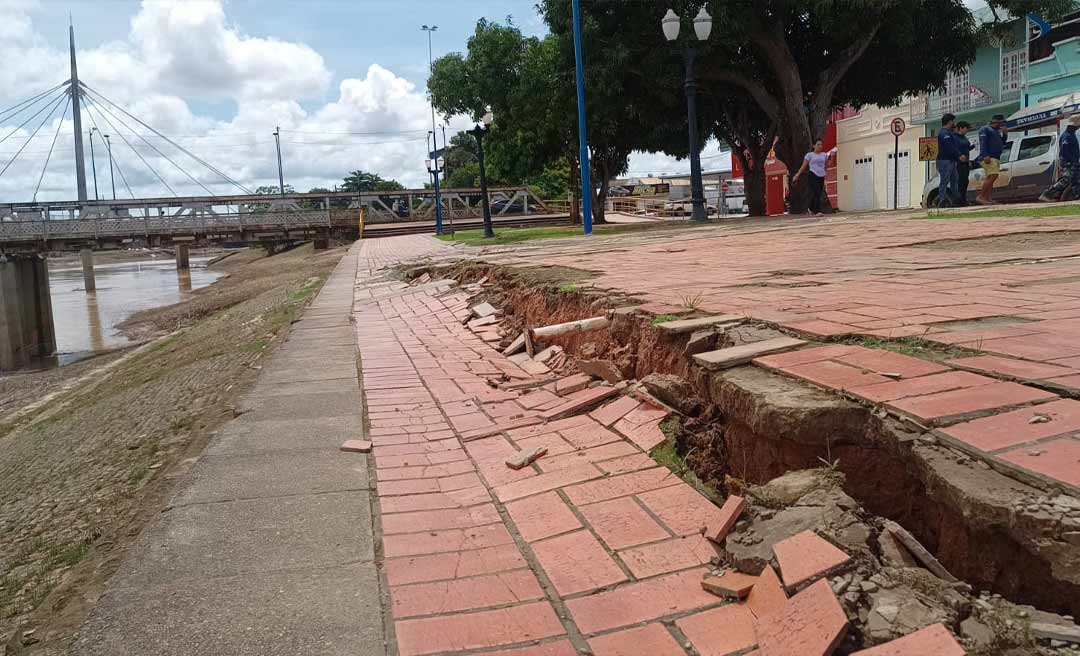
[886,151,911,209]
[1006,134,1057,197]
[853,157,875,210]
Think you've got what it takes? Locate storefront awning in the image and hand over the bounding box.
[1007,93,1080,130]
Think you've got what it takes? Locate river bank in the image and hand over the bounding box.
[0,242,348,653]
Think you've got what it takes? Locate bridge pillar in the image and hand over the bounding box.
[80,248,96,292]
[313,228,330,251]
[0,256,56,370]
[175,244,190,271]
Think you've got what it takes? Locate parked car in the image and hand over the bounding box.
[662,200,718,216]
[491,198,526,214]
[922,132,1058,207]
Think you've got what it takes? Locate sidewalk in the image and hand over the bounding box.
[74,248,384,656]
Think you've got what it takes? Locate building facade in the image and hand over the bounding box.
[1024,12,1080,109]
[835,102,927,211]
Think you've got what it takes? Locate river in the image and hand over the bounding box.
[48,257,221,364]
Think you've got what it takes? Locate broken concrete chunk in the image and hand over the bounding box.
[701,570,757,599]
[540,386,619,421]
[503,333,526,356]
[684,329,719,357]
[1031,622,1080,644]
[468,315,499,329]
[656,314,744,334]
[508,352,532,365]
[534,345,564,364]
[505,446,547,470]
[578,358,625,384]
[470,302,498,319]
[693,337,806,371]
[555,373,592,396]
[642,373,702,416]
[704,495,746,544]
[340,440,372,453]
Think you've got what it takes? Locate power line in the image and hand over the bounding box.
[0,87,70,148]
[0,92,69,181]
[33,94,71,202]
[82,94,176,196]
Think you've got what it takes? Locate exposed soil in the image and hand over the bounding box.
[0,243,346,653]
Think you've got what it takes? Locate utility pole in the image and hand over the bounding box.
[69,20,88,202]
[104,134,115,200]
[273,127,285,195]
[88,129,99,200]
[441,124,448,183]
[422,25,444,235]
[571,0,593,234]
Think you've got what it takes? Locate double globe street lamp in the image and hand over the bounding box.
[663,6,713,222]
[468,109,495,239]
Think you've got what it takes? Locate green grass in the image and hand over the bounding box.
[650,418,723,505]
[435,223,656,246]
[558,282,580,294]
[650,314,680,326]
[848,335,978,362]
[918,204,1080,220]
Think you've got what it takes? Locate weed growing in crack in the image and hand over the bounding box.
[558,283,580,294]
[651,314,679,327]
[681,292,705,311]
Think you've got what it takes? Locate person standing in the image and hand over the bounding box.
[791,138,836,216]
[976,114,1008,205]
[954,121,974,206]
[936,113,961,207]
[1040,114,1080,202]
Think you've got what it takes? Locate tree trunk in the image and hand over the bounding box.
[591,159,610,225]
[735,149,767,217]
[569,155,581,225]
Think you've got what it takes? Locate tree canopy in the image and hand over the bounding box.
[341,170,404,193]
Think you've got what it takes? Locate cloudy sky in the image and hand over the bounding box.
[0,0,706,204]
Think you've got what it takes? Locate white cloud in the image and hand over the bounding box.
[0,0,448,201]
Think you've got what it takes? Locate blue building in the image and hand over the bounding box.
[1010,11,1080,129]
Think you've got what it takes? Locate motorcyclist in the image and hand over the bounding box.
[1040,114,1080,202]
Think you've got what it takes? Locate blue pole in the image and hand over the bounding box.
[572,0,593,235]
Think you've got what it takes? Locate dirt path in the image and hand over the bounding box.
[0,243,347,653]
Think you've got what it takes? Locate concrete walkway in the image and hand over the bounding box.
[74,246,385,656]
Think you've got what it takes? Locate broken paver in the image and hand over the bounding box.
[540,386,619,421]
[503,333,526,356]
[555,373,592,395]
[470,302,498,319]
[694,337,807,371]
[772,530,851,591]
[851,623,965,655]
[745,565,788,620]
[506,447,548,470]
[753,579,848,656]
[701,570,757,599]
[340,439,372,453]
[703,495,746,544]
[656,314,743,334]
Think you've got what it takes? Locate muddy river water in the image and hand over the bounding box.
[48,257,221,362]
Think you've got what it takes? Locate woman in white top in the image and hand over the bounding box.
[791,139,837,216]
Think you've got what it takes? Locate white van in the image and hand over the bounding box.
[921,131,1058,207]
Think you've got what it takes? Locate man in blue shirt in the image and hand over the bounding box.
[936,113,961,207]
[1040,114,1080,202]
[955,121,974,206]
[976,114,1007,205]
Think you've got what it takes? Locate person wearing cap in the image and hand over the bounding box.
[977,114,1008,205]
[1039,114,1080,202]
[936,113,961,207]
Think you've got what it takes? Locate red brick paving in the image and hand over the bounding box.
[772,530,852,590]
[886,382,1057,426]
[677,604,758,656]
[394,600,565,656]
[753,579,848,656]
[587,623,686,656]
[850,623,965,655]
[938,398,1080,453]
[745,565,788,620]
[999,437,1080,488]
[565,568,719,634]
[530,529,628,595]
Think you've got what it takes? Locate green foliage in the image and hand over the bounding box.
[253,184,293,195]
[341,170,405,193]
[558,282,580,293]
[651,314,680,326]
[528,160,571,200]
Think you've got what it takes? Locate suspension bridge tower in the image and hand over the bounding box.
[69,21,88,202]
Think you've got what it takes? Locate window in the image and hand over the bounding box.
[939,69,971,114]
[1017,136,1053,161]
[1000,141,1015,164]
[1001,48,1027,97]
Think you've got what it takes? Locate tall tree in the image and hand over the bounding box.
[341,170,404,193]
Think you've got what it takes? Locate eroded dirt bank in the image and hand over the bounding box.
[0,243,346,654]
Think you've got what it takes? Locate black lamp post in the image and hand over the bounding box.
[663,7,713,223]
[468,109,495,239]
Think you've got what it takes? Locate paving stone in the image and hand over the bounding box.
[833,348,949,378]
[613,417,667,451]
[384,544,527,586]
[849,371,995,403]
[656,314,744,334]
[565,568,718,634]
[381,504,501,535]
[579,497,671,550]
[618,534,722,579]
[746,565,788,620]
[886,382,1058,426]
[587,623,686,656]
[998,437,1080,488]
[382,523,515,559]
[505,491,582,543]
[704,495,746,544]
[773,530,851,591]
[470,302,498,319]
[505,446,548,470]
[782,359,893,390]
[850,623,965,655]
[534,441,639,473]
[394,600,564,656]
[472,641,579,656]
[564,467,682,506]
[782,319,858,338]
[540,386,620,421]
[589,396,642,427]
[702,571,758,599]
[638,482,727,537]
[555,373,592,395]
[340,439,372,453]
[753,579,848,656]
[694,337,807,370]
[753,345,861,369]
[596,453,657,476]
[946,355,1079,381]
[677,604,758,656]
[939,399,1080,452]
[390,570,545,618]
[495,463,603,503]
[530,530,627,596]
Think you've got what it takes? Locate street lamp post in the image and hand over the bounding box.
[103,133,116,200]
[426,155,446,231]
[468,110,495,239]
[422,25,444,236]
[88,128,99,201]
[663,7,713,222]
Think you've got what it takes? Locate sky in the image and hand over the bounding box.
[0,0,704,203]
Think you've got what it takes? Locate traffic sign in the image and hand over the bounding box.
[890,117,906,137]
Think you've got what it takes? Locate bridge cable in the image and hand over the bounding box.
[81,94,177,197]
[32,93,71,202]
[0,81,69,124]
[0,92,70,182]
[82,99,137,199]
[81,84,252,194]
[0,86,71,148]
[80,91,213,196]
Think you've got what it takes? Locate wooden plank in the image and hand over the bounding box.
[693,337,806,371]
